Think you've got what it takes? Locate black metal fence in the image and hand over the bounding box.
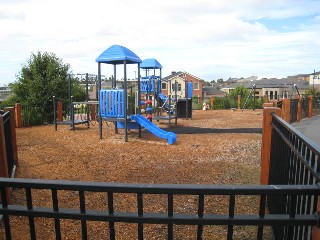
[290,99,298,123]
[313,96,320,115]
[1,112,16,177]
[0,178,319,240]
[1,109,320,239]
[197,96,266,110]
[301,97,309,119]
[269,113,320,239]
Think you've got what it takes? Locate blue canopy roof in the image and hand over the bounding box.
[140,58,162,69]
[96,45,142,64]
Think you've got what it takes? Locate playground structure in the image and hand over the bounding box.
[139,58,181,124]
[96,45,176,144]
[1,108,320,239]
[53,73,98,130]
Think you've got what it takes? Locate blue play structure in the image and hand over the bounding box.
[140,76,156,92]
[100,89,125,118]
[96,45,176,144]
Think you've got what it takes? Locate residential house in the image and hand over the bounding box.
[221,77,310,100]
[202,85,226,98]
[0,86,13,103]
[309,71,320,91]
[161,71,204,99]
[223,77,238,86]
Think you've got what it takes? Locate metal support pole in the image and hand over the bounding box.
[86,73,90,128]
[138,63,141,138]
[71,96,75,131]
[113,65,117,89]
[253,85,256,111]
[53,96,57,131]
[185,81,188,119]
[175,80,177,124]
[98,63,103,139]
[124,61,128,142]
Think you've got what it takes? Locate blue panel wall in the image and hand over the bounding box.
[100,89,125,118]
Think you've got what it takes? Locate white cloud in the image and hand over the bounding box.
[0,0,319,84]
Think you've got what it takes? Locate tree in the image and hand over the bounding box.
[303,87,320,97]
[217,78,224,84]
[228,85,250,99]
[10,51,85,123]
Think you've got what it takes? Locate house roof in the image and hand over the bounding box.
[225,77,238,83]
[162,71,183,81]
[162,71,203,82]
[203,86,226,96]
[95,45,142,64]
[224,78,310,90]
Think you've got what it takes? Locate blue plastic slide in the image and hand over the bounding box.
[131,114,176,144]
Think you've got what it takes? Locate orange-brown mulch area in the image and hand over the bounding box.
[1,109,265,239]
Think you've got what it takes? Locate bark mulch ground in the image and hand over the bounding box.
[1,109,266,240]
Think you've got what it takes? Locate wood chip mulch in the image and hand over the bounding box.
[1,109,265,240]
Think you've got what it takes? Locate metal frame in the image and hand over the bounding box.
[1,178,319,240]
[269,113,320,239]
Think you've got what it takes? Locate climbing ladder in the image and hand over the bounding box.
[242,84,256,112]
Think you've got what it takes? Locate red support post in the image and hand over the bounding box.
[90,105,96,121]
[260,107,281,185]
[281,98,290,123]
[15,103,22,128]
[57,101,63,122]
[308,96,313,118]
[210,96,214,110]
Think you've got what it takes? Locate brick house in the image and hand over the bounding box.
[161,71,204,99]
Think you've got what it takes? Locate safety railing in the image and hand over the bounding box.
[0,111,17,179]
[268,112,320,239]
[0,178,319,240]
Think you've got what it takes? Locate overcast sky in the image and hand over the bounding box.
[0,0,319,85]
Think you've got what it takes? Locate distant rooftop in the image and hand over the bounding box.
[224,77,309,90]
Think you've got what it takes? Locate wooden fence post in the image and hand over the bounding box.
[0,113,11,203]
[281,98,290,123]
[210,96,214,110]
[57,101,63,122]
[260,107,281,185]
[308,96,313,118]
[15,103,22,128]
[237,95,241,110]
